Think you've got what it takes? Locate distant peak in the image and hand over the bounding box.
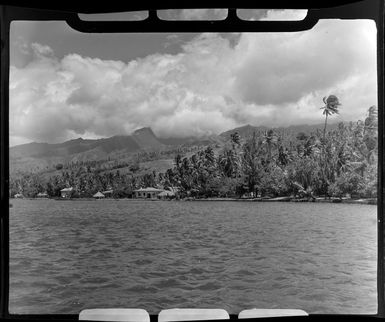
[133,127,155,135]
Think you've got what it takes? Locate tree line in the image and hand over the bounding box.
[160,108,377,199]
[10,98,378,200]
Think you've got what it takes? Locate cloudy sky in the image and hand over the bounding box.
[9,10,377,146]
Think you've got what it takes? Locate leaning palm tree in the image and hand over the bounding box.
[319,95,341,198]
[321,95,341,141]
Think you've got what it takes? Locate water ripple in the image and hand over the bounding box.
[9,199,377,315]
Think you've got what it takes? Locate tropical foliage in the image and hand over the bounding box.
[10,104,378,200]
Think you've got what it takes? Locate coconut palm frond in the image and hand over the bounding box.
[321,95,341,116]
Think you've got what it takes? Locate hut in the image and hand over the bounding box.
[37,192,49,198]
[93,191,105,199]
[60,187,74,198]
[134,187,164,199]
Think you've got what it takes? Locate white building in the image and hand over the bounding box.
[134,187,164,199]
[60,187,74,198]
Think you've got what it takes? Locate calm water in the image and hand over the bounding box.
[9,199,377,315]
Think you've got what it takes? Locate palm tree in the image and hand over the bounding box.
[262,129,278,160]
[364,105,378,134]
[363,105,378,153]
[321,95,341,141]
[219,147,239,178]
[203,146,216,171]
[241,132,264,196]
[318,95,341,197]
[230,131,241,149]
[277,146,292,166]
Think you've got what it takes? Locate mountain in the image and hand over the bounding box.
[159,134,224,147]
[10,127,166,173]
[11,122,343,161]
[10,142,52,159]
[219,122,341,140]
[220,124,269,140]
[132,127,163,149]
[10,122,343,175]
[10,128,163,158]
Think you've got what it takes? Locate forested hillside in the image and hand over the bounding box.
[10,105,377,200]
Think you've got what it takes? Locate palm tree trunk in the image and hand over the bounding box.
[322,113,329,199]
[323,113,328,142]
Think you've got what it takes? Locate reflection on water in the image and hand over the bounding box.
[9,199,377,314]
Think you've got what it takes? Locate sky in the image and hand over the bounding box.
[9,9,377,146]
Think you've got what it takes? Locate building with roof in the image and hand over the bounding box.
[60,187,74,198]
[133,187,164,199]
[93,191,105,199]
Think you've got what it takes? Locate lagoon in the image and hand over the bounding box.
[9,199,377,315]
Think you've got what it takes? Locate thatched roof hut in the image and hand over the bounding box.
[93,191,105,199]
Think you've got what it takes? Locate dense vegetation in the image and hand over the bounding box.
[10,100,378,200]
[162,105,377,199]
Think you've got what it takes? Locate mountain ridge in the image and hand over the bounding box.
[12,122,342,150]
[219,122,341,140]
[10,122,343,174]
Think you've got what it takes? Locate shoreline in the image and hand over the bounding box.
[11,196,377,205]
[184,197,377,205]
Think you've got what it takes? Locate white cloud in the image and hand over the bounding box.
[31,42,54,58]
[231,20,377,106]
[9,18,377,145]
